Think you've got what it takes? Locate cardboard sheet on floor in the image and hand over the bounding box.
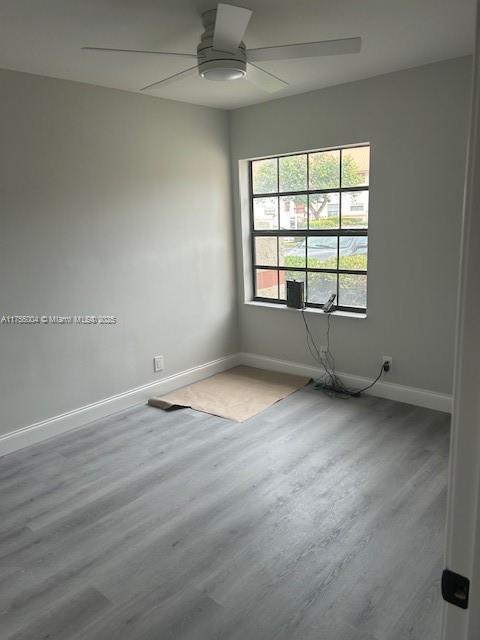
[148,365,310,422]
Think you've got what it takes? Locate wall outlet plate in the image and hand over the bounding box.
[153,355,164,373]
[382,355,393,371]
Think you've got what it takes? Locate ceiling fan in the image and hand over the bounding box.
[82,3,361,94]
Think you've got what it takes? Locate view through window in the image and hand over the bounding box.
[250,145,370,312]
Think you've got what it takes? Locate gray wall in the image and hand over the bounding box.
[229,57,471,395]
[0,69,237,435]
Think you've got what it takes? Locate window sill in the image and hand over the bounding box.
[244,300,367,319]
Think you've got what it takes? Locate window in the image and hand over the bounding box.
[250,144,370,312]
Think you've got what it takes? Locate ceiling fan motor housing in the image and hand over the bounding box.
[198,8,247,80]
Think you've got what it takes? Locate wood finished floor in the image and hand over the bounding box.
[0,385,450,640]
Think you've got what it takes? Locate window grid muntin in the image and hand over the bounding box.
[250,145,369,313]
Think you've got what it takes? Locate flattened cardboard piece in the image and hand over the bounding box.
[147,398,184,412]
[148,365,310,422]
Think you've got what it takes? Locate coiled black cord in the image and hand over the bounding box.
[301,308,385,398]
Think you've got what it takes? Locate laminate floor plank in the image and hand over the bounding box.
[0,386,449,640]
[5,586,113,640]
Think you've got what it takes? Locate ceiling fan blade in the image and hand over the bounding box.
[247,37,362,62]
[140,66,198,91]
[213,3,253,54]
[82,47,198,59]
[246,63,288,93]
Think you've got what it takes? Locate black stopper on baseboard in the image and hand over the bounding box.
[441,568,470,609]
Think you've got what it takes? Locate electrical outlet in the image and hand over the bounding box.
[153,355,164,373]
[382,356,393,372]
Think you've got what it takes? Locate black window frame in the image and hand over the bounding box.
[249,144,369,314]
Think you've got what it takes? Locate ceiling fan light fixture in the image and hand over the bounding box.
[82,2,362,95]
[199,58,246,81]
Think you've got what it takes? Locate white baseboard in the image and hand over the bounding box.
[239,352,452,414]
[0,353,240,456]
[0,350,452,457]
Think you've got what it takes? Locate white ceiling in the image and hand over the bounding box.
[0,0,475,110]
